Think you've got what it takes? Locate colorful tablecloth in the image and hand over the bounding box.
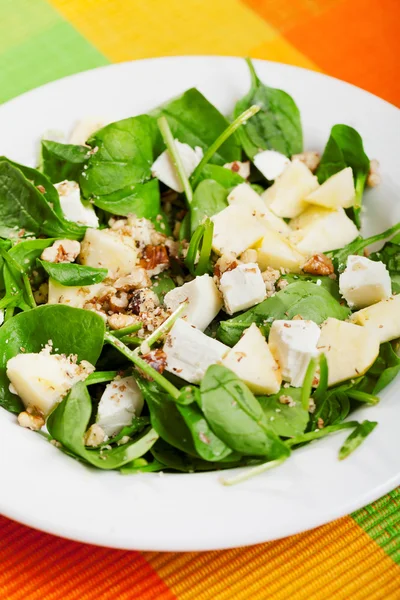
[0,1,399,598]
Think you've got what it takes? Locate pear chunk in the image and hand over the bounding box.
[256,230,306,273]
[350,294,400,343]
[305,167,355,209]
[262,160,319,218]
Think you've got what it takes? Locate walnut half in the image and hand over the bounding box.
[302,253,334,276]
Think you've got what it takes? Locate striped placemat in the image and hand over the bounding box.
[0,1,399,598]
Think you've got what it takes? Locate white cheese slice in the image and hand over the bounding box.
[221,323,281,394]
[350,294,400,343]
[164,319,228,384]
[223,161,251,179]
[96,376,144,437]
[164,274,222,331]
[253,149,290,181]
[339,255,392,308]
[219,263,266,314]
[227,183,290,235]
[80,228,137,279]
[305,167,355,209]
[262,160,319,218]
[151,141,203,192]
[7,352,94,416]
[269,319,321,387]
[289,206,359,254]
[211,203,265,257]
[317,318,380,386]
[55,180,99,228]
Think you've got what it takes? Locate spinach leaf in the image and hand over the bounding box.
[41,140,90,183]
[151,272,175,302]
[194,164,244,189]
[190,179,228,233]
[370,235,400,293]
[258,389,309,438]
[338,420,377,460]
[0,161,86,240]
[39,260,107,286]
[90,179,160,219]
[47,382,158,469]
[286,421,358,448]
[137,377,198,456]
[150,439,238,472]
[80,116,161,219]
[281,272,341,300]
[177,402,233,461]
[200,365,290,459]
[326,222,400,273]
[151,88,241,165]
[370,342,400,394]
[316,125,369,226]
[217,282,350,346]
[0,305,105,413]
[233,59,302,160]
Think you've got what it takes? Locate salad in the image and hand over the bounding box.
[0,59,399,484]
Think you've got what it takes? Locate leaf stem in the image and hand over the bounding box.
[191,104,260,187]
[140,301,188,354]
[104,331,181,400]
[285,421,358,448]
[220,457,287,486]
[245,57,259,89]
[347,390,380,405]
[112,322,143,338]
[157,116,193,205]
[301,357,317,410]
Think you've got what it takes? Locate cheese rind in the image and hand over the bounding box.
[349,295,400,343]
[317,318,380,386]
[339,255,392,308]
[164,274,222,331]
[96,376,144,437]
[305,167,355,209]
[164,319,228,384]
[289,206,359,254]
[262,160,319,218]
[268,320,321,387]
[219,263,266,314]
[221,323,281,394]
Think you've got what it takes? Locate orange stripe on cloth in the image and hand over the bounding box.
[0,516,176,600]
[145,516,400,600]
[48,0,319,72]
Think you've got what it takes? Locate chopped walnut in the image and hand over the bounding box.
[139,245,170,276]
[108,313,140,330]
[17,408,45,431]
[165,238,180,259]
[128,289,160,316]
[109,291,129,312]
[279,395,296,407]
[114,268,151,291]
[41,239,81,264]
[367,159,381,187]
[292,151,320,172]
[302,253,334,276]
[308,398,316,413]
[276,279,289,290]
[214,252,238,278]
[84,424,107,447]
[317,418,324,429]
[261,266,281,296]
[240,249,258,264]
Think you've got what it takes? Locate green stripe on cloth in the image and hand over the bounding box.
[0,0,108,103]
[352,488,400,563]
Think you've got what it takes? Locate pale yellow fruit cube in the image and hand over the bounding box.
[305,167,355,209]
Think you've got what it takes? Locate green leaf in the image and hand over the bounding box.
[41,140,90,183]
[190,179,228,234]
[370,237,400,294]
[47,382,158,469]
[0,304,105,413]
[177,402,233,461]
[151,272,175,302]
[233,59,303,160]
[150,439,239,472]
[258,389,309,438]
[151,88,241,165]
[316,125,369,226]
[281,272,342,300]
[0,161,86,240]
[39,260,107,286]
[338,420,377,460]
[185,219,214,276]
[194,164,244,189]
[84,179,160,219]
[200,364,290,458]
[372,342,400,394]
[286,421,358,448]
[217,282,351,346]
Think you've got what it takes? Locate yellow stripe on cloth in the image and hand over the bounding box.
[144,517,400,599]
[49,0,318,71]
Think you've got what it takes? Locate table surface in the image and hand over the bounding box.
[0,1,399,598]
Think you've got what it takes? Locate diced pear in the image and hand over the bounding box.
[350,295,400,343]
[80,228,137,278]
[48,279,111,308]
[221,323,281,394]
[256,230,306,273]
[262,160,319,218]
[305,167,355,209]
[289,206,359,254]
[317,318,380,386]
[211,203,265,256]
[7,353,94,415]
[228,183,290,235]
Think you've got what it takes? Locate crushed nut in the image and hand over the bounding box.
[240,249,258,264]
[114,268,151,291]
[141,349,167,374]
[128,289,160,316]
[214,252,238,278]
[302,253,334,276]
[308,398,316,413]
[317,418,324,429]
[108,313,140,330]
[41,239,81,264]
[17,408,45,431]
[279,395,296,407]
[292,151,320,172]
[84,424,107,447]
[109,292,129,312]
[367,159,381,187]
[139,245,170,275]
[277,279,289,290]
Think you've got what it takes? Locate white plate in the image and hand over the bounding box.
[0,57,399,552]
